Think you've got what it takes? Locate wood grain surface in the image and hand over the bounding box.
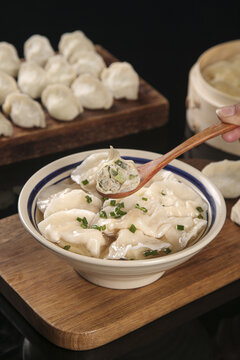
[0,46,168,167]
[0,159,240,351]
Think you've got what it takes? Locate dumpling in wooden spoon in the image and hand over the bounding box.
[0,42,20,77]
[202,160,240,198]
[71,74,113,109]
[0,70,18,105]
[3,93,46,128]
[41,83,83,121]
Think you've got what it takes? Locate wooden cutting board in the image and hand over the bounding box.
[0,159,240,351]
[0,46,168,167]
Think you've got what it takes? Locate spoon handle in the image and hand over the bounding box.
[139,122,238,182]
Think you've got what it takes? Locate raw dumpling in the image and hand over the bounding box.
[231,198,240,225]
[3,92,46,128]
[0,42,20,77]
[38,209,107,258]
[59,30,95,60]
[107,229,171,260]
[18,61,47,99]
[0,112,13,137]
[69,50,106,78]
[41,83,83,121]
[24,35,55,67]
[71,74,113,109]
[101,62,139,100]
[45,55,76,86]
[202,160,240,198]
[43,189,102,218]
[0,70,18,105]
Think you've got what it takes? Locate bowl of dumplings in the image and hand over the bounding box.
[0,30,140,137]
[18,148,226,289]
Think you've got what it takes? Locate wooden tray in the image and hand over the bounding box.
[0,46,168,167]
[1,159,240,351]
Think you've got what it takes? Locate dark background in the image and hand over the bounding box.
[1,1,240,359]
[1,0,240,150]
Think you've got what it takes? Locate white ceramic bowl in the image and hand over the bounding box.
[18,149,226,289]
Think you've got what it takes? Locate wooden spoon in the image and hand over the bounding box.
[99,122,238,199]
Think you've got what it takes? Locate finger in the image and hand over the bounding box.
[222,127,240,142]
[216,103,240,125]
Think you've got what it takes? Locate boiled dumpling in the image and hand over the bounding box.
[0,112,13,137]
[101,62,139,100]
[24,35,55,67]
[71,151,109,197]
[71,74,113,109]
[0,70,18,105]
[3,92,46,128]
[45,55,76,86]
[43,189,102,218]
[69,50,106,78]
[37,182,80,213]
[58,30,95,60]
[202,160,240,198]
[41,83,83,121]
[107,229,171,260]
[231,198,240,225]
[18,61,47,99]
[38,209,107,258]
[0,42,20,77]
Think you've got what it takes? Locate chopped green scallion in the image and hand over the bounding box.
[85,195,92,203]
[82,179,89,185]
[63,245,71,250]
[198,214,204,219]
[115,160,127,169]
[129,224,136,233]
[164,248,172,254]
[110,200,116,206]
[177,224,184,231]
[99,210,107,218]
[142,197,148,201]
[144,249,159,257]
[196,206,204,213]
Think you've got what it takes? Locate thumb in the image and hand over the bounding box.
[216,104,240,125]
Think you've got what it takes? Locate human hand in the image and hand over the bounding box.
[216,104,240,142]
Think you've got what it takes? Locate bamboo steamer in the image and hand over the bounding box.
[186,40,240,157]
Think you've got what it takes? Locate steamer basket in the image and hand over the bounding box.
[186,40,240,157]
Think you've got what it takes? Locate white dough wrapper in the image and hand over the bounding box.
[69,50,106,78]
[0,42,21,77]
[230,198,240,225]
[101,61,139,100]
[41,83,83,121]
[18,61,47,99]
[71,74,113,110]
[38,209,107,258]
[37,182,80,213]
[45,55,76,87]
[0,70,18,105]
[44,189,102,218]
[58,30,95,60]
[202,160,240,198]
[24,35,55,67]
[107,229,171,260]
[3,92,46,128]
[0,112,13,137]
[71,151,109,197]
